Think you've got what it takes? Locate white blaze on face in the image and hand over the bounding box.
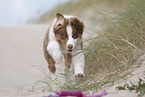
[66,25,78,51]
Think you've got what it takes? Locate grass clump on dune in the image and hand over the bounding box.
[85,0,145,72]
[31,0,145,95]
[84,0,145,88]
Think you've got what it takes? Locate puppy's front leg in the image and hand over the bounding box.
[64,53,72,74]
[47,41,62,64]
[73,50,85,77]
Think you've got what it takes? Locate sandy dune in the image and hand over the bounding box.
[106,59,145,97]
[0,25,52,97]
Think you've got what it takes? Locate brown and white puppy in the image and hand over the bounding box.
[43,13,85,77]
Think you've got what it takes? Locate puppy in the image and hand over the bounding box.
[43,13,85,77]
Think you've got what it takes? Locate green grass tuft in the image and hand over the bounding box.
[116,78,145,97]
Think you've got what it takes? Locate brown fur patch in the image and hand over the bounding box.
[54,18,69,48]
[65,53,72,69]
[70,17,84,39]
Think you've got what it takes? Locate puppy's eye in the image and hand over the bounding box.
[60,34,67,39]
[73,34,78,39]
[56,23,61,27]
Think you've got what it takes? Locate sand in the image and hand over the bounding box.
[0,25,51,97]
[105,59,145,97]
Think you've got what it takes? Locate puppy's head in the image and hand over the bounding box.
[53,13,84,53]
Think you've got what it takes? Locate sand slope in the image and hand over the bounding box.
[0,25,51,97]
[106,60,145,97]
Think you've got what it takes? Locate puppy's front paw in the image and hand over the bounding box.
[48,65,56,73]
[75,73,85,78]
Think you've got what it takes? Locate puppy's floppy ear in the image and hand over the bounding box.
[55,13,65,27]
[56,13,64,19]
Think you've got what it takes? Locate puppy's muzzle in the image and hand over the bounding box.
[67,44,73,53]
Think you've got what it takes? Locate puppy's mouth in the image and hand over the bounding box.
[67,49,73,53]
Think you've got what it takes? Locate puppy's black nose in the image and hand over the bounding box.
[68,44,73,49]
